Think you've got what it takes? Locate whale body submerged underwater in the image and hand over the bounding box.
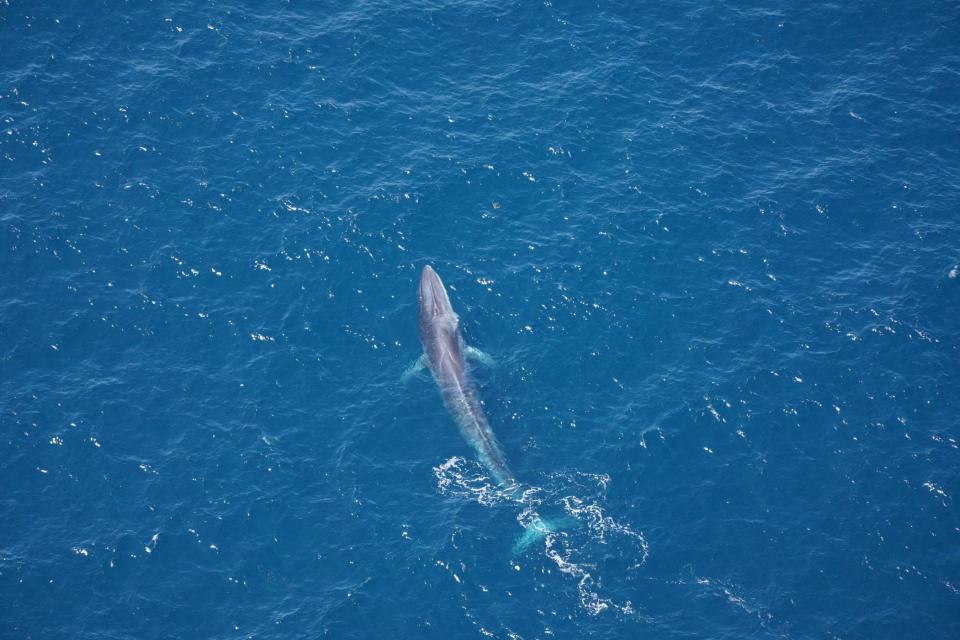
[409,265,559,553]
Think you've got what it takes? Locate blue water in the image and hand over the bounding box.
[2,2,959,637]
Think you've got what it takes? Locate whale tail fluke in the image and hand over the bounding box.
[512,513,576,555]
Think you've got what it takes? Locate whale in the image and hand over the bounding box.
[417,265,514,485]
[410,265,560,553]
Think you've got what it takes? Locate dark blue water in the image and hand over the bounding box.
[2,2,959,638]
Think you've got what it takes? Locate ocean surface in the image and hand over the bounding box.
[2,2,959,638]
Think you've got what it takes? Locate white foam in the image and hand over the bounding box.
[435,459,649,616]
[433,457,519,507]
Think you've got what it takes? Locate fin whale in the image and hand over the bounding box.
[414,265,560,553]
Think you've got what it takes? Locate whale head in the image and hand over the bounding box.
[418,265,461,349]
[419,265,455,322]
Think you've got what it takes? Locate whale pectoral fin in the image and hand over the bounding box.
[464,346,495,368]
[400,354,428,383]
